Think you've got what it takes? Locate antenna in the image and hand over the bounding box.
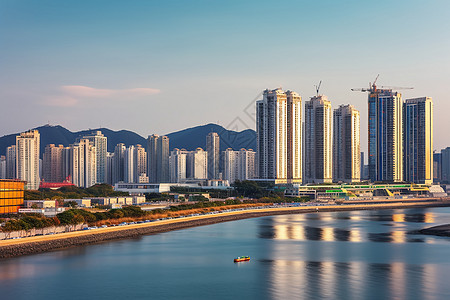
[315,80,322,96]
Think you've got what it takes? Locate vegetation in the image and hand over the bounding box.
[232,180,283,198]
[24,184,128,200]
[1,215,61,238]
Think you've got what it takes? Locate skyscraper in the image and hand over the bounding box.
[206,132,220,179]
[169,148,187,183]
[256,88,302,184]
[441,148,450,184]
[112,143,126,184]
[16,130,40,190]
[433,151,441,183]
[147,134,169,183]
[106,152,114,185]
[223,148,256,184]
[124,145,135,183]
[43,144,65,183]
[333,104,360,183]
[0,156,6,179]
[134,144,147,183]
[304,95,332,183]
[6,145,16,179]
[83,131,107,184]
[368,88,403,182]
[403,97,433,184]
[186,148,208,180]
[69,139,97,188]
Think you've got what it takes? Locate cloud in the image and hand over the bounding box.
[42,85,161,107]
[61,85,161,98]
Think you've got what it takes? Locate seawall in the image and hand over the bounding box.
[1,201,450,259]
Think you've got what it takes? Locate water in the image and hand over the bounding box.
[1,207,450,300]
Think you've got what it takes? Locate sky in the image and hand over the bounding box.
[1,0,450,154]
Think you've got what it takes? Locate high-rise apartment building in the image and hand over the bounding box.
[112,143,126,184]
[83,131,107,184]
[223,148,256,184]
[0,156,6,179]
[440,148,450,184]
[333,104,360,183]
[106,152,114,185]
[124,145,135,183]
[16,130,40,190]
[134,144,147,183]
[42,144,65,183]
[69,139,96,188]
[403,97,433,184]
[304,95,332,183]
[256,88,302,184]
[206,132,220,179]
[433,151,441,183]
[147,135,170,183]
[368,88,403,182]
[360,152,365,180]
[186,148,208,180]
[6,145,16,179]
[169,148,187,183]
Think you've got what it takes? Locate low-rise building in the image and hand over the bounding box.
[0,179,25,214]
[24,200,57,208]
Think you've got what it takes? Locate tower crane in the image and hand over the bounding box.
[351,74,413,92]
[315,80,322,96]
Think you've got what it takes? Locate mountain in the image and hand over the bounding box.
[0,123,256,157]
[166,123,256,151]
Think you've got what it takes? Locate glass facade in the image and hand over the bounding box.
[0,180,25,214]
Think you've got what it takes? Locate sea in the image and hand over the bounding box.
[1,207,450,300]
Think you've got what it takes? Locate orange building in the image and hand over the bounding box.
[0,179,25,214]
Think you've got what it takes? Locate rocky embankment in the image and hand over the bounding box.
[2,201,450,259]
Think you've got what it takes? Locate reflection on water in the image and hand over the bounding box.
[366,211,435,223]
[0,207,448,300]
[259,210,434,244]
[264,259,436,300]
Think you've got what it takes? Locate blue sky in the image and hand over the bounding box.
[1,0,450,153]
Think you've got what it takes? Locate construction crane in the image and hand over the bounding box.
[315,80,322,96]
[351,74,413,92]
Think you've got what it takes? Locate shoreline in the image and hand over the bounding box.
[1,200,450,259]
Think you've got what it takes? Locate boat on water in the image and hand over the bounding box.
[234,256,250,263]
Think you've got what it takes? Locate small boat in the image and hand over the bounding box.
[234,256,250,263]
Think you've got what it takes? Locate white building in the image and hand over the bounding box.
[256,89,302,184]
[134,144,147,183]
[186,148,208,180]
[124,145,135,183]
[333,104,360,183]
[169,148,187,183]
[70,138,97,188]
[83,131,107,184]
[223,148,256,183]
[304,95,333,183]
[16,130,40,190]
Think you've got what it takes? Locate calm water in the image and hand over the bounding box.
[1,207,450,300]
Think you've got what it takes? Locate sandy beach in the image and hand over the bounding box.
[1,199,449,259]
